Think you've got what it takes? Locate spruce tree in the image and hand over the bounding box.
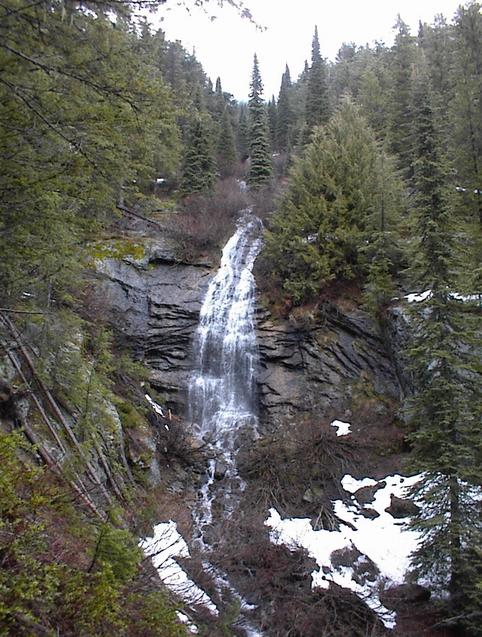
[303,26,330,144]
[247,54,272,187]
[276,64,294,153]
[406,68,481,634]
[450,1,482,226]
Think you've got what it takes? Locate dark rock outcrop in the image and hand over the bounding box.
[385,494,420,518]
[96,238,213,413]
[97,243,403,435]
[256,303,402,428]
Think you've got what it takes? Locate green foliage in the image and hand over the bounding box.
[404,64,482,633]
[247,54,272,187]
[0,431,187,637]
[0,2,181,307]
[217,107,238,178]
[180,115,217,195]
[276,65,295,153]
[303,26,330,143]
[388,16,418,178]
[265,98,404,303]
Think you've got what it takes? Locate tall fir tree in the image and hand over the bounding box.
[303,26,330,144]
[406,67,481,635]
[276,64,294,153]
[268,96,278,151]
[388,16,417,178]
[247,54,272,186]
[180,109,216,195]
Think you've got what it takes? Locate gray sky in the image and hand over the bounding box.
[149,0,465,100]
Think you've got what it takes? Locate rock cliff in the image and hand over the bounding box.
[96,240,404,444]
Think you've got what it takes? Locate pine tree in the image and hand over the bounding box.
[247,54,272,187]
[406,68,481,634]
[303,26,330,144]
[276,64,294,153]
[217,106,237,178]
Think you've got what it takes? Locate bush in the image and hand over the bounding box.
[167,178,248,256]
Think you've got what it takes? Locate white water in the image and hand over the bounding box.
[188,212,264,636]
[189,212,263,541]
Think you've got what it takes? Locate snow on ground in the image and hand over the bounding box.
[140,521,218,615]
[266,474,422,629]
[330,419,351,436]
[145,393,167,419]
[404,290,432,303]
[404,289,481,304]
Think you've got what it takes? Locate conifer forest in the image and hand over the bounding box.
[0,1,480,636]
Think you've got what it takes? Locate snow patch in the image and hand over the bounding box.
[405,290,432,303]
[145,393,165,418]
[330,419,351,436]
[140,522,218,615]
[266,473,423,629]
[176,611,199,634]
[404,289,480,304]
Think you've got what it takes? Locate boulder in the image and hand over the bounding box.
[381,583,431,609]
[385,494,420,518]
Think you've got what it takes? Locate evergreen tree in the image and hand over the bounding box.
[268,96,278,150]
[303,26,330,144]
[450,1,482,225]
[217,106,237,178]
[247,54,272,186]
[265,98,402,303]
[276,64,294,153]
[388,16,417,177]
[406,68,481,634]
[237,103,250,162]
[180,114,216,195]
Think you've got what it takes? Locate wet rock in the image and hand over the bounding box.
[214,459,229,480]
[385,494,420,518]
[96,250,213,413]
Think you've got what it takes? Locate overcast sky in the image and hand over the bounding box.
[148,0,465,100]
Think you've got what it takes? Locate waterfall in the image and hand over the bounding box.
[188,212,263,636]
[189,212,262,439]
[189,212,262,530]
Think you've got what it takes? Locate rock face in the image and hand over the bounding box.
[256,303,402,428]
[96,238,213,414]
[97,241,403,432]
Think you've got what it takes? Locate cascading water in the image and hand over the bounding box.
[188,211,263,636]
